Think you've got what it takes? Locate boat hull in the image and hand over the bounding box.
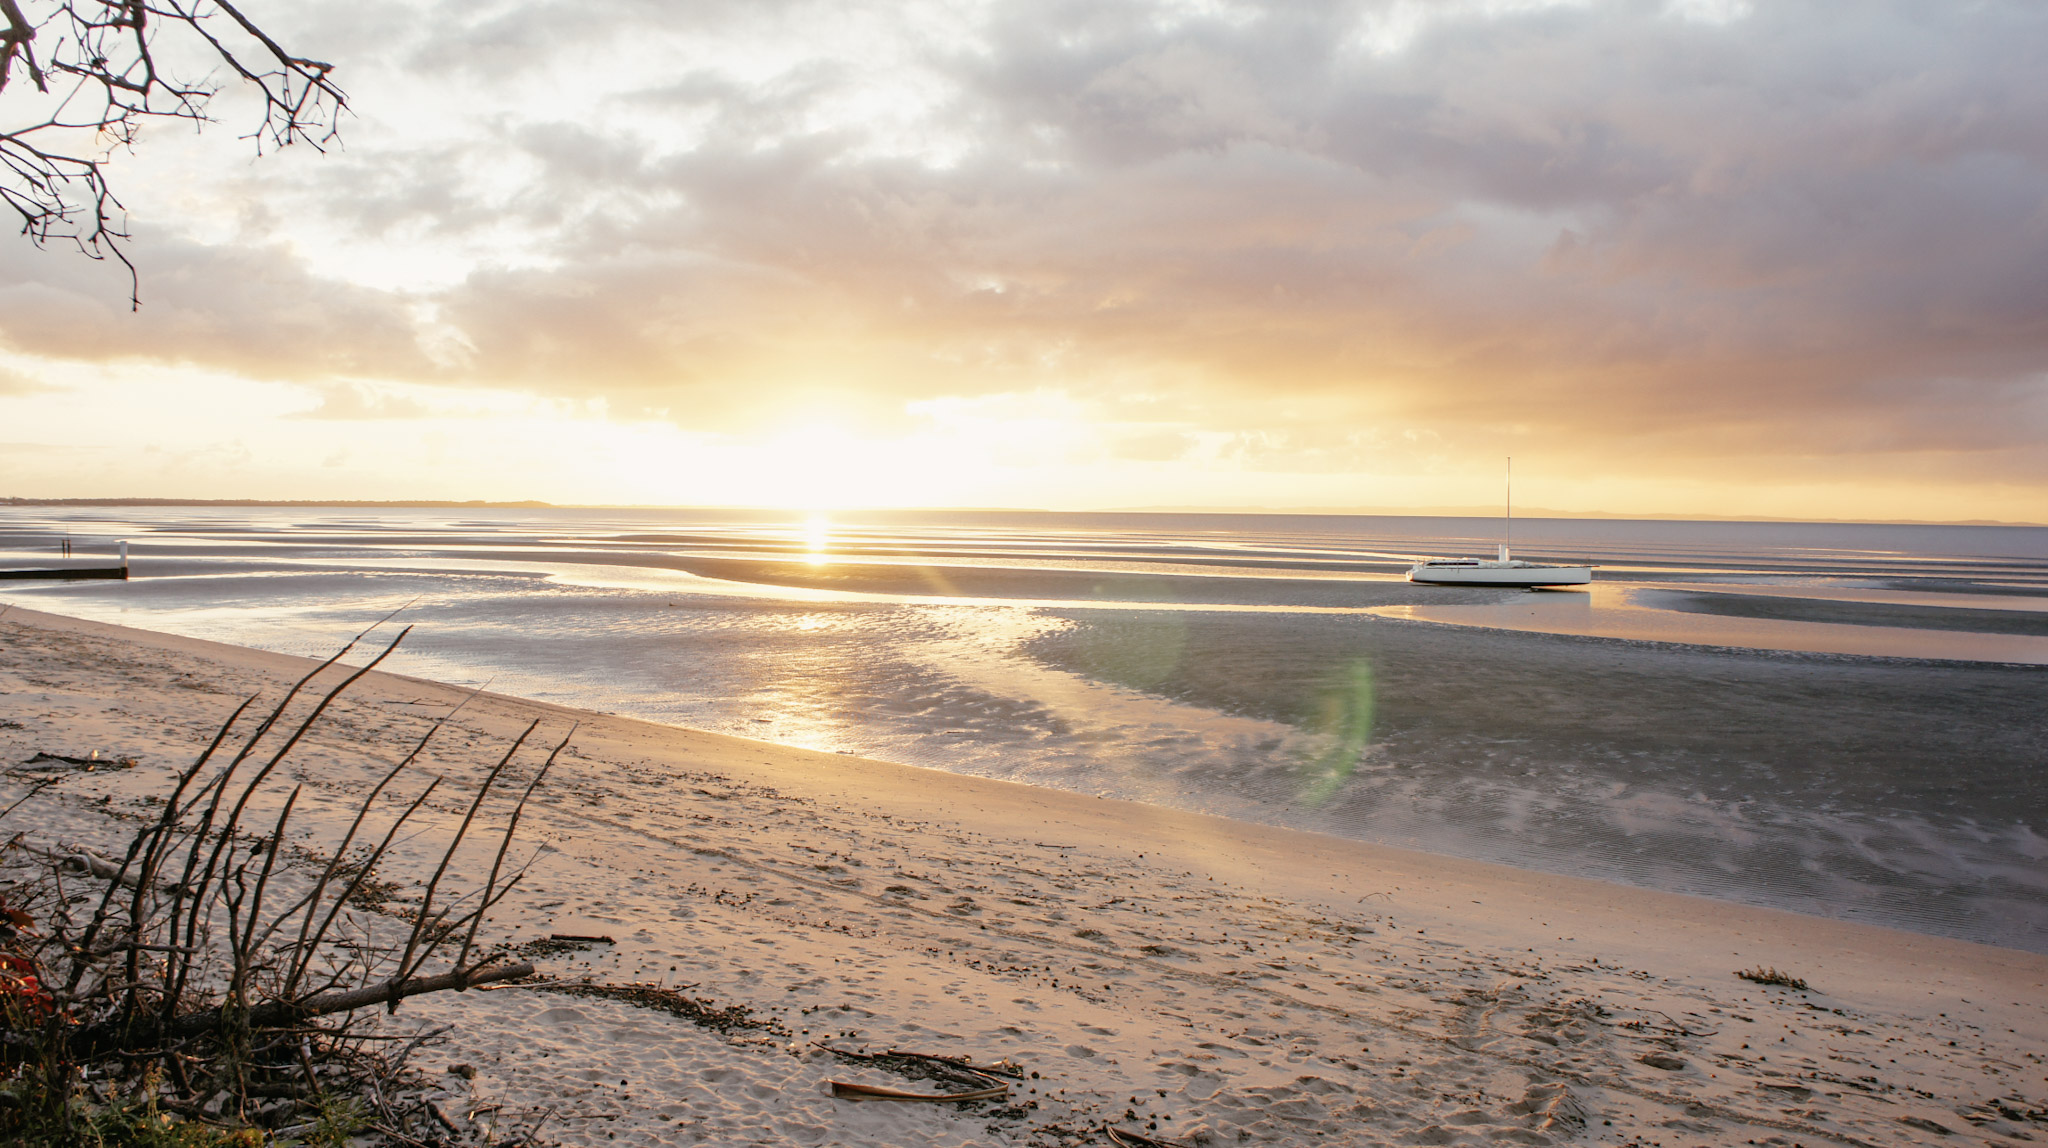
[1406,564,1591,587]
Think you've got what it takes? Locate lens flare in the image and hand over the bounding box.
[1301,660,1375,805]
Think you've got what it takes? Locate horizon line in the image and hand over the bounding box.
[3,496,2042,529]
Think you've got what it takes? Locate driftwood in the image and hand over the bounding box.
[68,961,537,1056]
[16,840,141,886]
[12,751,137,771]
[829,1079,1010,1103]
[815,1042,1015,1103]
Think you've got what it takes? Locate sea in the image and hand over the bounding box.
[3,506,2045,951]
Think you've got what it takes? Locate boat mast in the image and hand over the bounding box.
[1502,456,1512,562]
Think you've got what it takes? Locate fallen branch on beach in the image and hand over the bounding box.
[814,1040,1018,1104]
[11,838,149,887]
[830,1078,1012,1102]
[10,751,136,773]
[0,621,566,1146]
[65,959,538,1057]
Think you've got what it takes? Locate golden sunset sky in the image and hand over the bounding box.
[2,0,2044,521]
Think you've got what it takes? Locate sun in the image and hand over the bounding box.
[802,513,831,565]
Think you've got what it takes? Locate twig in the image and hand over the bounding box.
[0,775,63,821]
[230,784,300,1005]
[280,694,472,999]
[455,724,572,974]
[291,776,443,993]
[428,1099,461,1136]
[390,718,538,999]
[163,638,378,1013]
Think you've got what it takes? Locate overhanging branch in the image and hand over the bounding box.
[0,0,347,307]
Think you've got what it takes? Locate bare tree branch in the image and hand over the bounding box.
[67,961,538,1058]
[0,0,346,308]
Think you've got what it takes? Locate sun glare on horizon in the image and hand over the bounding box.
[802,513,832,565]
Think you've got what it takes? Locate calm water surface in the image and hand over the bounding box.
[3,507,2044,950]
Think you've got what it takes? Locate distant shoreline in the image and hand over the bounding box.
[2,496,2041,528]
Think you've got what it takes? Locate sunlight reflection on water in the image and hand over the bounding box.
[5,506,2047,950]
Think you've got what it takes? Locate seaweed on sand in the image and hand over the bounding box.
[1734,966,1811,991]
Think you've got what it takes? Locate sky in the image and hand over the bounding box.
[2,0,2045,522]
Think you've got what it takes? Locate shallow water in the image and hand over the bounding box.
[1372,583,2048,663]
[3,506,2045,951]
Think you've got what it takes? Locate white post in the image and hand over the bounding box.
[120,540,128,569]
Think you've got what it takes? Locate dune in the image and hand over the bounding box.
[1,602,2042,1146]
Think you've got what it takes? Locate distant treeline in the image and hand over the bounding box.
[2,498,555,508]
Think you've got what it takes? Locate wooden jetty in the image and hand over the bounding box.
[0,541,129,581]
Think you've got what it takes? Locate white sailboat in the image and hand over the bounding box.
[1406,459,1593,587]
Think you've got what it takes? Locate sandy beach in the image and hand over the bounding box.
[3,602,2044,1147]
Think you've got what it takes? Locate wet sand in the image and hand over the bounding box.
[1664,590,2048,636]
[3,604,2045,1147]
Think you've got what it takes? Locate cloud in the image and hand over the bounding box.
[0,364,53,396]
[291,382,435,420]
[1111,428,1198,462]
[3,0,2046,503]
[0,231,432,381]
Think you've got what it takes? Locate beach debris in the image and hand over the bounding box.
[13,839,148,887]
[830,1079,1012,1103]
[533,979,782,1035]
[1639,1052,1688,1071]
[548,932,617,944]
[882,1048,1026,1078]
[1897,1115,1955,1135]
[1103,1126,1195,1148]
[428,1099,465,1135]
[507,933,612,959]
[11,749,136,772]
[476,977,580,992]
[1735,966,1811,991]
[1969,1098,2048,1126]
[816,1042,1019,1104]
[810,1040,1024,1079]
